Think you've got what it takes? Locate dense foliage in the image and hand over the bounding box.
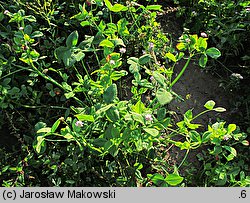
[0,0,249,187]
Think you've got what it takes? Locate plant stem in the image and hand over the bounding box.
[170,56,192,88]
[0,68,33,80]
[178,149,190,169]
[30,62,86,107]
[192,109,212,121]
[148,97,157,108]
[81,61,91,79]
[12,102,69,110]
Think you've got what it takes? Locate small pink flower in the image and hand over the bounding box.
[119,47,126,54]
[148,42,154,51]
[201,32,208,38]
[75,120,83,127]
[246,7,250,12]
[145,114,153,122]
[223,135,231,141]
[109,60,115,65]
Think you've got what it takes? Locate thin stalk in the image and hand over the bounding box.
[152,102,161,111]
[177,149,190,169]
[30,62,63,89]
[215,58,233,73]
[73,65,93,106]
[192,109,212,121]
[148,97,157,108]
[11,102,69,110]
[81,61,91,79]
[0,68,33,80]
[128,9,146,33]
[30,62,86,107]
[170,56,192,88]
[45,138,73,142]
[166,127,186,137]
[109,12,112,24]
[91,45,101,68]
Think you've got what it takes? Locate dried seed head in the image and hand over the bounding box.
[59,117,65,122]
[43,69,49,74]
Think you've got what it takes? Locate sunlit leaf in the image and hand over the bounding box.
[165,52,177,62]
[204,100,216,110]
[51,119,61,133]
[156,88,173,105]
[99,39,114,48]
[75,114,95,122]
[176,42,187,51]
[144,128,159,137]
[165,174,184,186]
[146,5,162,11]
[66,31,78,48]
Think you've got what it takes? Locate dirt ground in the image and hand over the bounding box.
[169,60,234,126]
[158,6,238,175]
[166,59,234,176]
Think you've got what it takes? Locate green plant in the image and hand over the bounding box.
[0,0,249,187]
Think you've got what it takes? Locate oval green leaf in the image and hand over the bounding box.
[204,100,215,110]
[66,31,78,48]
[156,88,173,105]
[99,39,114,48]
[165,174,184,186]
[206,47,221,59]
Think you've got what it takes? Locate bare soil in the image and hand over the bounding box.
[157,6,238,175]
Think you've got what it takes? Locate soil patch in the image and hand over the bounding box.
[157,7,238,177]
[169,60,234,126]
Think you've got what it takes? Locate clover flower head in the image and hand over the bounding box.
[148,42,154,51]
[109,60,115,65]
[201,32,208,38]
[223,135,231,141]
[75,120,84,127]
[145,114,153,122]
[156,61,161,66]
[231,73,243,80]
[191,11,197,16]
[119,47,126,54]
[4,10,10,15]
